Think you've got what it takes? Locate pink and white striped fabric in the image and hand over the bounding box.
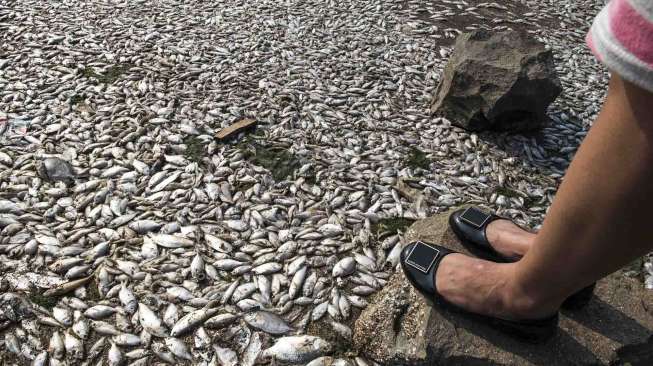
[587,0,653,92]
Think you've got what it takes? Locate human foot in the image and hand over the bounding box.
[434,253,558,321]
[400,242,559,341]
[485,219,536,260]
[450,208,536,261]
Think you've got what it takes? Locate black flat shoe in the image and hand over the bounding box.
[400,241,558,343]
[449,206,596,310]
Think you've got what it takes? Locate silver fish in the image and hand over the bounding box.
[243,311,293,335]
[165,337,192,361]
[262,336,332,363]
[170,305,220,337]
[213,345,238,366]
[138,303,168,337]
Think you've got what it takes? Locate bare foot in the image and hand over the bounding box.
[434,253,557,320]
[485,219,536,260]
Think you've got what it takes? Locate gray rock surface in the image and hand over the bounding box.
[431,30,562,132]
[39,157,75,182]
[353,209,653,365]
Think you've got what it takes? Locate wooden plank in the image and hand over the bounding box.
[215,118,257,140]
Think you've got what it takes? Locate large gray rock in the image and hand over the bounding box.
[431,30,562,132]
[353,209,653,365]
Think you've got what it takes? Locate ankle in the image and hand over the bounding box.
[502,266,562,318]
[511,240,533,258]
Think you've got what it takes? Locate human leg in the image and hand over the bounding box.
[433,73,653,320]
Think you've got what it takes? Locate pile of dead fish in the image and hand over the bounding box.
[1,0,649,365]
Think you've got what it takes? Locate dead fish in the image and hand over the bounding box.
[108,341,124,366]
[241,331,263,366]
[332,359,354,366]
[252,262,282,275]
[306,357,335,366]
[32,351,48,366]
[149,233,194,248]
[215,259,246,271]
[35,233,60,246]
[166,286,194,302]
[0,200,24,215]
[332,257,356,277]
[223,220,248,232]
[88,337,107,361]
[138,303,168,337]
[119,285,138,314]
[330,321,352,340]
[49,331,65,359]
[53,306,73,327]
[72,317,90,339]
[91,320,122,336]
[128,220,163,234]
[204,313,239,329]
[232,282,257,303]
[150,171,182,192]
[194,327,212,349]
[170,305,220,337]
[163,303,180,328]
[243,311,293,335]
[204,234,233,253]
[289,266,307,299]
[112,333,142,346]
[262,336,332,363]
[64,329,84,359]
[43,276,93,297]
[311,302,329,321]
[213,345,238,366]
[190,253,205,281]
[109,213,136,228]
[4,332,20,355]
[84,305,117,319]
[165,337,192,361]
[141,237,159,259]
[318,223,344,237]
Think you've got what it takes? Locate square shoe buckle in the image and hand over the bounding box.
[405,241,440,274]
[460,207,491,229]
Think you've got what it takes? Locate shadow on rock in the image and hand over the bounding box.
[435,308,600,365]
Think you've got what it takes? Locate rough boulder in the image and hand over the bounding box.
[431,30,562,132]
